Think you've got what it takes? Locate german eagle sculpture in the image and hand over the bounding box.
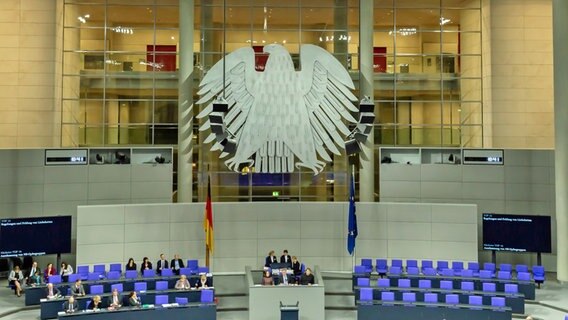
[197,44,369,174]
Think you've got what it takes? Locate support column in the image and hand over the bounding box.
[553,0,568,282]
[359,0,375,202]
[177,0,195,202]
[333,0,349,200]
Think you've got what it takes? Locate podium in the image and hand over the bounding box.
[280,302,299,320]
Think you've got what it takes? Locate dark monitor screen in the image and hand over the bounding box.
[0,216,72,257]
[482,213,551,253]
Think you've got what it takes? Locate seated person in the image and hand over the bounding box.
[280,249,292,266]
[8,265,24,297]
[128,291,141,307]
[140,257,152,273]
[156,253,168,276]
[60,262,74,283]
[261,270,274,286]
[43,263,57,283]
[45,283,61,299]
[107,288,122,308]
[300,268,315,286]
[88,295,103,310]
[63,296,78,313]
[70,279,85,296]
[125,258,137,271]
[25,261,41,286]
[291,256,301,276]
[170,254,185,275]
[265,250,277,268]
[175,274,191,290]
[196,274,209,289]
[278,268,294,285]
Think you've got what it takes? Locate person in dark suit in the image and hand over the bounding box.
[88,295,103,310]
[128,291,141,307]
[291,256,301,276]
[25,261,41,285]
[46,283,61,299]
[63,296,78,313]
[107,288,122,308]
[125,258,137,271]
[300,268,315,285]
[265,250,277,268]
[278,268,293,285]
[280,249,292,266]
[70,279,85,296]
[140,257,152,273]
[170,254,184,275]
[156,253,168,275]
[196,274,209,289]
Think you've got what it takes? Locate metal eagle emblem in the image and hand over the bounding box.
[197,44,374,174]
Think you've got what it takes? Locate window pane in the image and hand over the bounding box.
[64,4,104,28]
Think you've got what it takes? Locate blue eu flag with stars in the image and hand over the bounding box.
[347,172,358,255]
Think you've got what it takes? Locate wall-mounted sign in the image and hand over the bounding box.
[463,149,504,165]
[45,149,88,166]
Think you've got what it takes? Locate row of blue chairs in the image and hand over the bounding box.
[75,260,204,276]
[355,259,545,284]
[49,267,209,284]
[356,277,519,294]
[359,289,507,309]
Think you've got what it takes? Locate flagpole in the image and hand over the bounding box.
[351,164,356,271]
[206,169,209,268]
[206,244,210,268]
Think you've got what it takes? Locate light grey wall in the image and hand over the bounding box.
[76,202,477,272]
[380,149,556,270]
[0,149,173,267]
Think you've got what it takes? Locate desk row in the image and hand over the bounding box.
[26,275,213,306]
[354,285,524,313]
[56,304,216,320]
[351,274,535,300]
[357,302,512,320]
[41,289,214,319]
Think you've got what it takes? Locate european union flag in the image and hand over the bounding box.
[347,172,358,255]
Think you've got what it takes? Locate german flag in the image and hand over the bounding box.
[204,175,214,256]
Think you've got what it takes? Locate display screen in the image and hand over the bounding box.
[482,213,551,253]
[0,216,72,257]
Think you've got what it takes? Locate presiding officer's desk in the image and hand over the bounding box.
[57,304,216,320]
[27,274,210,306]
[41,288,213,320]
[352,273,536,300]
[354,285,524,313]
[357,300,512,320]
[247,266,325,320]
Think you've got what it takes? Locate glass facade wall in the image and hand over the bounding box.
[62,0,180,146]
[62,0,482,202]
[373,0,482,146]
